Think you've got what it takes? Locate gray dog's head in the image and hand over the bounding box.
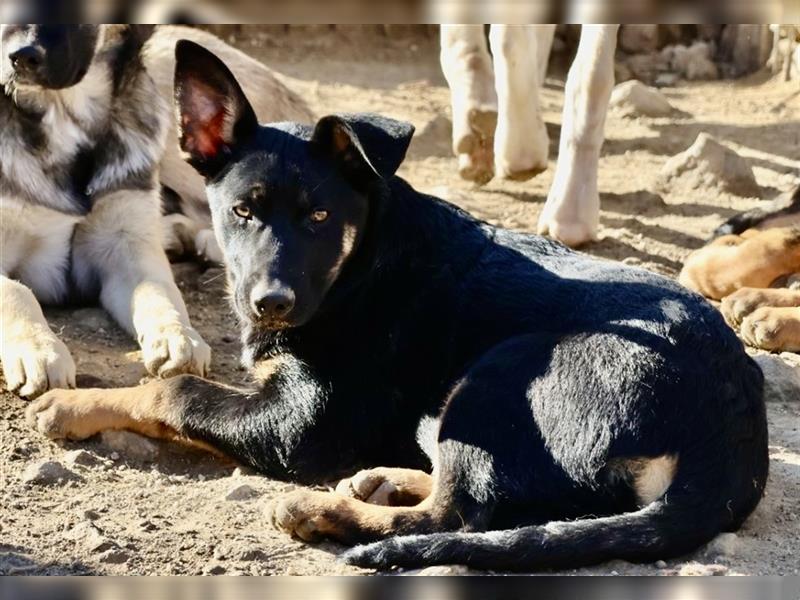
[0,25,102,90]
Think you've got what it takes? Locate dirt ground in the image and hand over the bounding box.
[1,27,799,576]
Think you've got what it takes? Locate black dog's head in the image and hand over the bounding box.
[174,40,414,331]
[0,25,100,89]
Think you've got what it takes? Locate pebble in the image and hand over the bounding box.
[139,520,159,532]
[238,548,268,562]
[203,563,227,575]
[98,549,130,564]
[100,430,159,462]
[703,532,741,559]
[82,509,101,521]
[225,484,259,501]
[21,460,81,486]
[63,449,104,469]
[68,521,117,554]
[655,560,668,569]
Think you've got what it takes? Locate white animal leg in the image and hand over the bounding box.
[440,24,498,184]
[491,25,550,181]
[75,190,211,378]
[0,276,76,398]
[536,24,556,85]
[538,24,618,247]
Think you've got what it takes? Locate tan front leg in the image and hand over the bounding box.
[680,228,800,300]
[335,467,433,506]
[740,306,800,352]
[721,287,800,327]
[25,380,181,441]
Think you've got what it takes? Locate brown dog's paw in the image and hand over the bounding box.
[265,490,342,542]
[740,307,800,352]
[335,468,433,506]
[26,389,92,440]
[721,288,770,327]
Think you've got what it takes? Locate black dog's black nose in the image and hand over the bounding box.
[9,46,44,74]
[252,287,296,321]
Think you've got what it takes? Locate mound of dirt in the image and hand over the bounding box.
[610,80,675,118]
[659,133,760,196]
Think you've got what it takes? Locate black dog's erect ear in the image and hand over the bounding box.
[174,39,258,178]
[311,114,415,184]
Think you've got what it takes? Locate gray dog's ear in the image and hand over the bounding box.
[174,39,258,179]
[311,114,415,183]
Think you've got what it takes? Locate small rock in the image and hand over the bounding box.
[622,257,642,266]
[63,449,104,469]
[213,545,229,560]
[67,521,117,554]
[610,80,675,118]
[703,532,741,559]
[100,430,159,462]
[753,355,800,403]
[203,562,227,575]
[225,484,259,501]
[21,460,81,486]
[238,548,268,562]
[659,133,759,196]
[138,520,159,532]
[98,549,130,564]
[655,560,668,569]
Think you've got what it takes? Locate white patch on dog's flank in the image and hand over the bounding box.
[608,454,679,506]
[634,455,678,505]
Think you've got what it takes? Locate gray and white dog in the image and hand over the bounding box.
[0,25,211,397]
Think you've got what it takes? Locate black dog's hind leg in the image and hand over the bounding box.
[266,334,571,545]
[344,333,769,571]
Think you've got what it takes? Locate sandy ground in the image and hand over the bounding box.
[1,27,799,576]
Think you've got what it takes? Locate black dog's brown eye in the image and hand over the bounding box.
[233,204,252,220]
[309,209,329,223]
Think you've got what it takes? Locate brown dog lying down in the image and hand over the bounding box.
[679,186,800,352]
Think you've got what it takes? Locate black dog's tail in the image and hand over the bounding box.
[344,445,768,571]
[344,495,745,572]
[712,184,800,238]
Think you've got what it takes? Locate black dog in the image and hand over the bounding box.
[28,40,769,572]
